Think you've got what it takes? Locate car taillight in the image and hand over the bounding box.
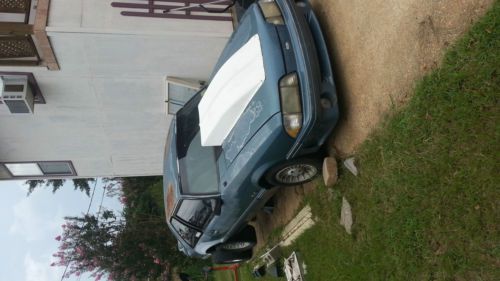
[279,73,302,138]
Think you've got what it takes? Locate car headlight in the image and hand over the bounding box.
[279,73,302,138]
[258,0,284,25]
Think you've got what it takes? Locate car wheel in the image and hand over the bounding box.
[219,225,257,251]
[265,158,321,186]
[219,241,255,251]
[211,248,253,264]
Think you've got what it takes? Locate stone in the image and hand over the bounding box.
[339,197,353,234]
[322,157,338,186]
[343,157,359,176]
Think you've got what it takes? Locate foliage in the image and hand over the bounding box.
[26,178,96,196]
[52,177,193,281]
[52,211,123,280]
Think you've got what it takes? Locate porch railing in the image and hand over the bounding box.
[0,0,59,69]
[0,35,40,66]
[0,0,32,23]
[111,0,233,21]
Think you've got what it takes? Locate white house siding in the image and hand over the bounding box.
[0,0,232,179]
[47,0,232,37]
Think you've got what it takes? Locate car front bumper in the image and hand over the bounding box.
[274,0,340,159]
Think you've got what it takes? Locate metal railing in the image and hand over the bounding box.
[111,0,233,21]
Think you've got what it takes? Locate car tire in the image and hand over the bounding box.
[211,248,253,264]
[265,158,321,186]
[219,225,257,252]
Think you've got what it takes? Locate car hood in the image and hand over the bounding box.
[198,34,265,147]
[207,4,286,164]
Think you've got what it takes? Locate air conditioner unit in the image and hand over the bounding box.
[0,76,34,114]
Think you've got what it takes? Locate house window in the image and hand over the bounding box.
[3,161,76,177]
[166,77,203,115]
[5,163,43,176]
[168,84,198,114]
[38,162,74,175]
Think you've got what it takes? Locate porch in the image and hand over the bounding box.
[0,0,59,70]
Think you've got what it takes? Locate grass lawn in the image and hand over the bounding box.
[215,2,499,280]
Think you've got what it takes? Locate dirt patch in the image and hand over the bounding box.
[310,0,495,155]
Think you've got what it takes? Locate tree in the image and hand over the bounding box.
[52,177,191,281]
[25,178,96,196]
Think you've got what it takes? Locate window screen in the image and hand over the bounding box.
[38,162,73,175]
[167,84,198,115]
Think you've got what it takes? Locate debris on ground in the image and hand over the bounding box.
[340,197,353,234]
[252,263,281,278]
[322,157,338,186]
[343,157,359,176]
[280,205,315,247]
[256,205,315,279]
[284,252,306,281]
[259,244,281,267]
[252,244,283,278]
[255,244,283,278]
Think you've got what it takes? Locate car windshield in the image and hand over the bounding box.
[176,90,219,195]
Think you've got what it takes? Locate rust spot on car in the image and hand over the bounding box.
[165,183,176,218]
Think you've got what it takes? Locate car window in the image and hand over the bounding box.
[171,218,201,247]
[176,199,214,229]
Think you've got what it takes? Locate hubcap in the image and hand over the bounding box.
[221,241,252,250]
[275,164,318,184]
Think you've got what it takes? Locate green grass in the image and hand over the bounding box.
[215,2,499,280]
[287,3,499,280]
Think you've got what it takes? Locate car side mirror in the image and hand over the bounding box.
[212,198,223,216]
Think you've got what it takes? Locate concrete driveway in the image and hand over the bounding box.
[252,0,494,252]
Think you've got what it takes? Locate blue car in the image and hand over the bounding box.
[163,0,339,264]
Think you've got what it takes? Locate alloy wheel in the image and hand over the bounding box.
[275,164,318,184]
